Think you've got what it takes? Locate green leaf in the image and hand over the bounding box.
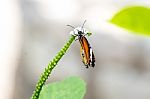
[110,6,150,36]
[39,76,86,99]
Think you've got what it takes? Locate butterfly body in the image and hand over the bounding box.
[69,27,95,68]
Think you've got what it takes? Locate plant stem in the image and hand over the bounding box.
[31,35,76,99]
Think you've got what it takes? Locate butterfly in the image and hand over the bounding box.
[68,20,95,68]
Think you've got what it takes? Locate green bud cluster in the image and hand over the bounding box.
[31,35,76,99]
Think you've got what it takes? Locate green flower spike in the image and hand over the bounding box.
[31,35,76,99]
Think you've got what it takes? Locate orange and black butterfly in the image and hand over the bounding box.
[68,20,95,68]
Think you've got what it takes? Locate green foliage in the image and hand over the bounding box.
[39,76,86,99]
[31,35,76,99]
[110,6,150,36]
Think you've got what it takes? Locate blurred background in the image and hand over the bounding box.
[1,0,150,99]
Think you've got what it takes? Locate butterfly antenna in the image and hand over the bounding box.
[67,24,75,29]
[81,20,86,29]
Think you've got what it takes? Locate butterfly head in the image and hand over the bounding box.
[67,20,92,37]
[69,27,91,36]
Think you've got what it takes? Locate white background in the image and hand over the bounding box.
[1,0,150,99]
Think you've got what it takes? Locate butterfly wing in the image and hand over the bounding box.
[79,36,95,68]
